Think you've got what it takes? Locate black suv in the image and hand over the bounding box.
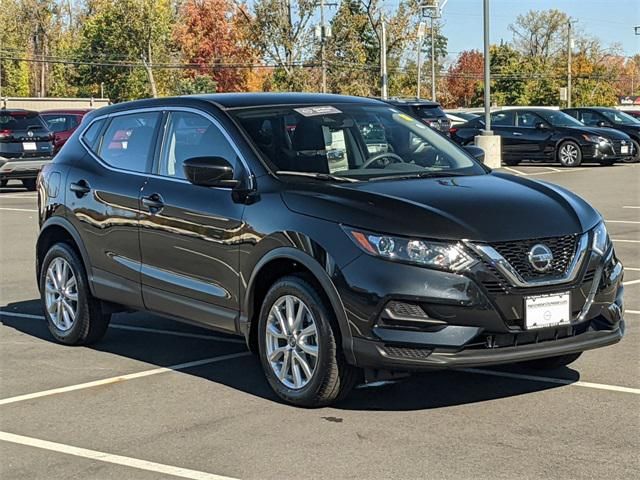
[451,108,634,166]
[0,109,54,190]
[36,94,625,406]
[383,98,451,136]
[562,107,640,163]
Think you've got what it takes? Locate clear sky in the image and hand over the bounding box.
[436,0,639,58]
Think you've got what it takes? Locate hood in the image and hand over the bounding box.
[561,125,631,140]
[281,172,601,243]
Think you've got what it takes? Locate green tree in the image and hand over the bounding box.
[74,0,176,102]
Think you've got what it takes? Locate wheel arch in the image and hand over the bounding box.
[242,247,355,364]
[36,217,93,295]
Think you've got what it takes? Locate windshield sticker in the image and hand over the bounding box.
[294,106,343,117]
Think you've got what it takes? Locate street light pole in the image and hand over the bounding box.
[417,22,425,99]
[483,0,491,133]
[567,19,573,108]
[381,13,388,100]
[430,16,436,101]
[320,0,326,93]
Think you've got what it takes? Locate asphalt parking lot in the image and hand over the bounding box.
[1,163,638,480]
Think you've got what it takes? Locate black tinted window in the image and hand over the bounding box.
[580,111,604,126]
[0,112,46,131]
[413,105,446,119]
[98,112,160,172]
[158,111,237,179]
[491,111,515,126]
[82,119,106,152]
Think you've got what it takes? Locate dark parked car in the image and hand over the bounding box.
[383,98,451,136]
[0,109,54,190]
[451,108,634,167]
[36,94,624,406]
[40,109,92,154]
[562,107,639,163]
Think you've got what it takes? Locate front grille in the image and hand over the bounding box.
[610,139,628,155]
[491,235,578,281]
[381,345,432,360]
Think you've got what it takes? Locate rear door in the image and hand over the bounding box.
[138,109,246,332]
[67,110,162,308]
[490,111,518,159]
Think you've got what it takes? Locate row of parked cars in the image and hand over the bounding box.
[447,106,640,167]
[0,108,90,189]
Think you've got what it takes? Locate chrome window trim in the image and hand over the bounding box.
[466,233,589,288]
[79,106,255,189]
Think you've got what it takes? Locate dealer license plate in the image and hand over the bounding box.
[22,142,37,151]
[525,292,571,329]
[621,145,629,154]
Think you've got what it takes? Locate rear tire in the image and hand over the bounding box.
[557,140,582,167]
[503,159,520,166]
[258,275,360,407]
[521,352,582,370]
[22,178,37,191]
[40,243,111,345]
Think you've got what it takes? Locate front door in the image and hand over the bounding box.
[138,110,246,332]
[512,111,553,160]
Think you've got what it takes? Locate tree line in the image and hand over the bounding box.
[0,1,637,107]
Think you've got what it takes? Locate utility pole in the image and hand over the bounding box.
[320,0,326,93]
[381,13,388,100]
[416,22,425,99]
[567,19,573,108]
[430,16,436,101]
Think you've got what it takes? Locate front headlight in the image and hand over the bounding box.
[343,227,477,272]
[582,134,610,145]
[592,221,609,255]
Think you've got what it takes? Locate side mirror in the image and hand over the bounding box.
[535,122,547,130]
[183,156,238,188]
[464,145,485,163]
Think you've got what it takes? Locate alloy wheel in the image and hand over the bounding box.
[265,295,319,389]
[560,143,579,165]
[44,257,78,331]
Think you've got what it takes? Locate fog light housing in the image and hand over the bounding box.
[380,301,447,328]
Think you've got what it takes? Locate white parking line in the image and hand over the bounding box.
[0,431,238,480]
[606,220,640,225]
[623,206,640,209]
[622,279,640,286]
[461,368,640,395]
[0,351,250,406]
[0,194,38,199]
[0,311,246,343]
[612,239,640,243]
[627,310,640,315]
[624,267,640,271]
[0,207,38,213]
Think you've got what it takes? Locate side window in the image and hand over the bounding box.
[98,112,160,172]
[580,111,602,126]
[491,111,515,127]
[517,112,541,128]
[158,111,237,179]
[82,118,106,152]
[44,115,68,133]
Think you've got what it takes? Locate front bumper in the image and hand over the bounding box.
[336,242,625,371]
[0,157,53,180]
[582,141,634,161]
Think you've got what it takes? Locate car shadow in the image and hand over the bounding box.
[1,299,580,412]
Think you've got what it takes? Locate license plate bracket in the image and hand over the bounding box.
[525,292,571,329]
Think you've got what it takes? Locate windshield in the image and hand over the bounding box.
[232,104,485,181]
[600,109,640,126]
[536,110,584,127]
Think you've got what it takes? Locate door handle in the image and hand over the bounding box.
[142,194,164,212]
[69,180,91,197]
[512,132,523,136]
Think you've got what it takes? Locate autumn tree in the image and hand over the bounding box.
[174,0,254,93]
[445,50,483,107]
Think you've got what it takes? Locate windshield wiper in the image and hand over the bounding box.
[370,171,469,182]
[275,171,358,183]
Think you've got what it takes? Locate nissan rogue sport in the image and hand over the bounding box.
[36,94,625,407]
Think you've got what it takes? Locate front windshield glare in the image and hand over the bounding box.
[601,110,640,125]
[232,104,485,180]
[538,110,584,127]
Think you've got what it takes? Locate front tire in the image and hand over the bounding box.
[521,352,582,370]
[40,243,111,345]
[258,275,359,407]
[623,139,640,163]
[557,140,582,167]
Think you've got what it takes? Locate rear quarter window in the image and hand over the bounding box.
[82,118,107,152]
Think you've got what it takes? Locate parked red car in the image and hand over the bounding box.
[40,109,92,153]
